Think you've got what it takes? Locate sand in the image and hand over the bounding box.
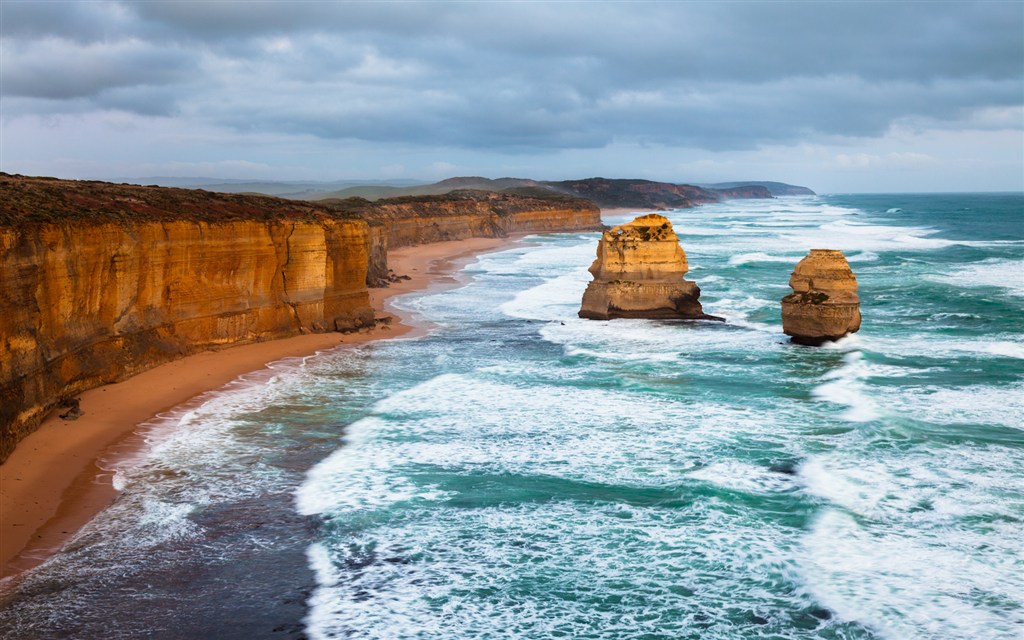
[0,235,515,577]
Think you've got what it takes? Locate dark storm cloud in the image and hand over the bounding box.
[2,1,1021,153]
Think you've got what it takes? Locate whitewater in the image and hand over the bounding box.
[2,193,1022,640]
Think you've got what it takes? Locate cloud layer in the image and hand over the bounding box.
[2,1,1021,191]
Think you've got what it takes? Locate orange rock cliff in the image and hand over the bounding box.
[780,249,862,345]
[0,175,601,462]
[578,214,718,320]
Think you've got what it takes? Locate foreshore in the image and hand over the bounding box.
[0,235,520,578]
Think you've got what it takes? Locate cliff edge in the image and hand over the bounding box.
[0,174,601,462]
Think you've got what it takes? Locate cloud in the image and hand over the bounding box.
[0,1,1020,190]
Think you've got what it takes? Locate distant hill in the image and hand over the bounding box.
[314,176,792,210]
[700,181,815,196]
[110,175,814,209]
[117,177,427,200]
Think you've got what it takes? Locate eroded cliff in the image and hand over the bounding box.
[0,175,602,462]
[0,219,374,462]
[322,190,601,284]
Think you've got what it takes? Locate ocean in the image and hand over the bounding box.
[1,193,1021,639]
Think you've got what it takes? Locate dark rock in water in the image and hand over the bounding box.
[579,214,721,321]
[769,460,800,476]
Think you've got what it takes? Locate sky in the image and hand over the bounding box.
[1,1,1022,193]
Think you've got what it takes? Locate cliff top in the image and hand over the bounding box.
[0,173,345,225]
[0,174,595,226]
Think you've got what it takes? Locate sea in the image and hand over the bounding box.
[1,193,1021,640]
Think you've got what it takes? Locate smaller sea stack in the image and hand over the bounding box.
[579,214,718,320]
[781,249,861,345]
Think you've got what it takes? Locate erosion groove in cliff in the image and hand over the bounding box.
[0,175,602,462]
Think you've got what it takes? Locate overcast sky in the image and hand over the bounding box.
[2,1,1021,193]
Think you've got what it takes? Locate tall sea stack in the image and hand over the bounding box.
[579,214,717,320]
[780,249,861,345]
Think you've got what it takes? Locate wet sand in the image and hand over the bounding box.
[0,235,517,577]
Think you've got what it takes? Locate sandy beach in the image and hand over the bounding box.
[0,235,517,577]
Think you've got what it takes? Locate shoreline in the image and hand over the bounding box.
[0,234,521,578]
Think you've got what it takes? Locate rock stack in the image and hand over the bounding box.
[780,249,861,345]
[579,214,718,320]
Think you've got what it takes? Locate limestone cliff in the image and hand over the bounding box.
[579,214,717,320]
[780,249,861,345]
[0,219,374,462]
[0,175,602,462]
[323,190,602,284]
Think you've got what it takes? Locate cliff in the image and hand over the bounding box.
[0,175,601,462]
[579,214,718,320]
[780,249,862,345]
[321,190,601,284]
[546,178,772,210]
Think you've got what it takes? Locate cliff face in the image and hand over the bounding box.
[780,249,861,345]
[325,190,602,285]
[0,175,603,462]
[0,219,373,462]
[579,214,716,320]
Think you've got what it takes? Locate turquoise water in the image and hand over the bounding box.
[1,194,1022,639]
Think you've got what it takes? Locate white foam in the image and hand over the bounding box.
[729,252,798,265]
[889,383,1024,428]
[811,351,881,422]
[799,442,1024,639]
[864,334,1024,361]
[928,258,1024,297]
[802,509,1024,640]
[687,460,792,494]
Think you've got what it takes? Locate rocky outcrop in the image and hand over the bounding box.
[0,218,374,462]
[781,249,861,345]
[0,174,603,462]
[579,214,718,320]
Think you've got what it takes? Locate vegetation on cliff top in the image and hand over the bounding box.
[309,175,807,207]
[0,174,595,227]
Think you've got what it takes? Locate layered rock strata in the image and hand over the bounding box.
[780,249,861,345]
[579,214,717,320]
[0,174,602,462]
[0,219,374,462]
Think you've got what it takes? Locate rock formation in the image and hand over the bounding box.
[579,214,718,320]
[0,173,602,462]
[780,249,861,345]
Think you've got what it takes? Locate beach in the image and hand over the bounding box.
[0,235,515,577]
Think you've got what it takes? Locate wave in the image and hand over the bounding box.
[799,443,1024,639]
[928,258,1024,297]
[810,349,881,423]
